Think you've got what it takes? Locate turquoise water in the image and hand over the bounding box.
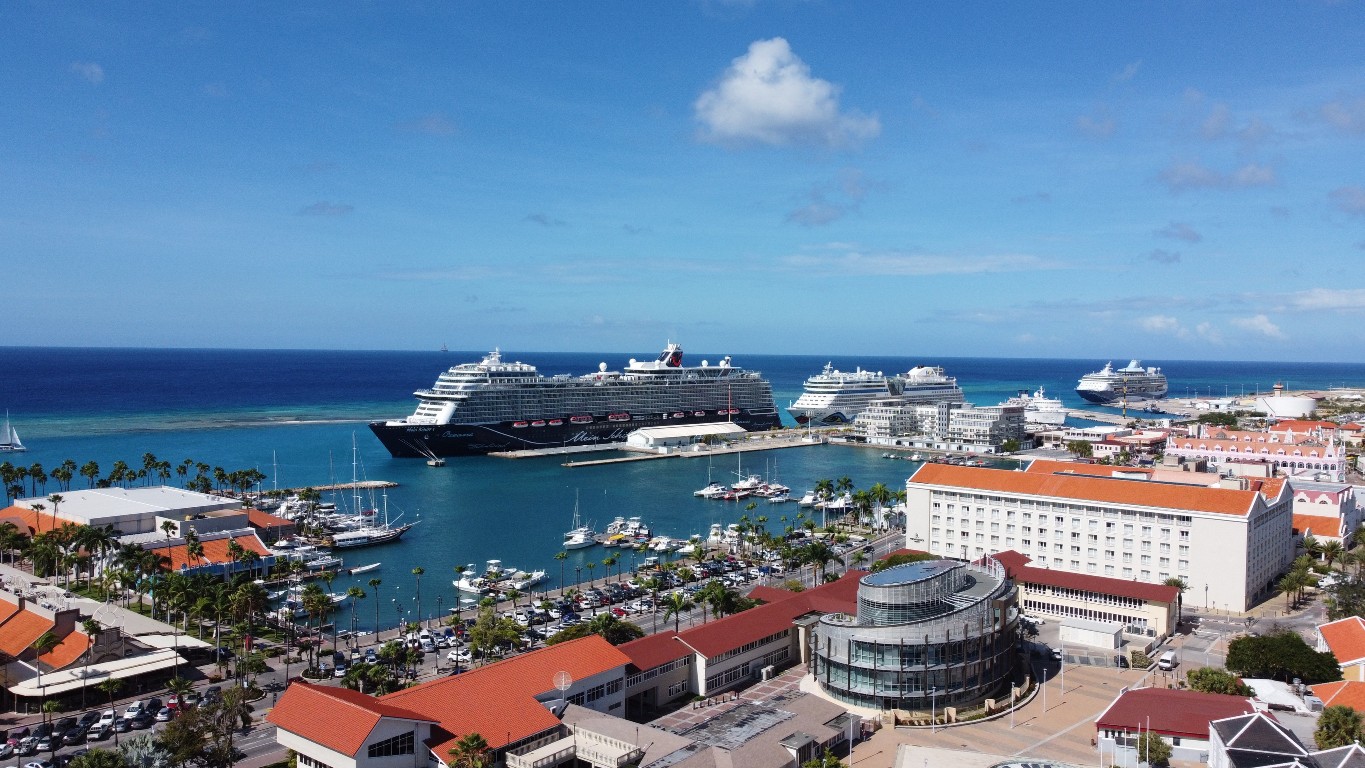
[5,346,1363,631]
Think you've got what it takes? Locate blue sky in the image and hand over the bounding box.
[5,2,1364,361]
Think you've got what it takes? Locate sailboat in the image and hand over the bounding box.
[0,412,25,452]
[562,490,596,549]
[325,435,416,549]
[693,455,726,498]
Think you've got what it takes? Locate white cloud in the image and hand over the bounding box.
[1330,186,1365,216]
[70,61,104,84]
[781,248,1057,276]
[1195,322,1223,344]
[1075,106,1116,139]
[1111,60,1142,84]
[1157,160,1277,192]
[1320,96,1365,135]
[297,201,353,216]
[1231,314,1286,340]
[397,113,457,136]
[1139,315,1185,335]
[1284,288,1365,311]
[1157,222,1202,242]
[694,38,880,148]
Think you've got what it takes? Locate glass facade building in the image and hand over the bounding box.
[811,557,1018,711]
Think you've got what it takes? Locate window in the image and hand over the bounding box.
[668,681,688,697]
[1178,559,1189,572]
[367,732,415,759]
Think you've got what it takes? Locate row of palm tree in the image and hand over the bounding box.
[1,453,270,504]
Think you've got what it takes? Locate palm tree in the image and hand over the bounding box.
[802,540,838,583]
[346,586,367,648]
[553,551,568,591]
[31,630,59,718]
[1279,572,1302,612]
[1322,540,1346,570]
[1162,577,1190,624]
[661,591,693,633]
[1304,534,1324,561]
[160,520,177,540]
[448,732,491,768]
[97,679,123,745]
[368,577,382,634]
[585,561,596,586]
[412,566,425,625]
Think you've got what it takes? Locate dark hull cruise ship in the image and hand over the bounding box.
[369,343,782,458]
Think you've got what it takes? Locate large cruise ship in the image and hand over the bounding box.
[1001,386,1068,426]
[1075,360,1168,404]
[369,343,781,457]
[788,363,964,425]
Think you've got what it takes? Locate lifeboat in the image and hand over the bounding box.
[531,420,546,427]
[608,413,631,422]
[512,421,528,428]
[548,419,564,426]
[570,415,593,424]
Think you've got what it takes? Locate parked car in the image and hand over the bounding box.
[204,685,222,703]
[86,723,112,742]
[34,736,54,753]
[129,712,155,730]
[77,712,100,729]
[111,718,131,734]
[0,742,14,759]
[62,726,88,746]
[155,707,173,723]
[447,648,471,663]
[17,736,39,756]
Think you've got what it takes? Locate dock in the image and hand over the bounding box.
[563,433,825,467]
[279,480,398,492]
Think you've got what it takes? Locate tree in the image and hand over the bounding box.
[1065,440,1093,459]
[547,613,645,646]
[1322,540,1346,569]
[412,566,425,625]
[1136,730,1172,767]
[802,748,846,768]
[870,551,935,572]
[69,748,127,768]
[661,591,693,633]
[1186,666,1253,696]
[448,732,491,768]
[31,629,59,718]
[1315,705,1364,749]
[466,606,522,663]
[368,577,382,634]
[1226,629,1342,684]
[119,732,172,768]
[1162,577,1189,624]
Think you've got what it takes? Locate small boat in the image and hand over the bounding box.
[721,489,751,501]
[767,491,791,504]
[513,421,529,428]
[672,412,685,419]
[426,457,446,467]
[548,419,564,426]
[570,415,593,424]
[0,411,25,453]
[348,562,381,575]
[910,452,923,461]
[531,420,546,427]
[608,413,631,422]
[563,492,596,550]
[694,482,727,499]
[693,411,706,417]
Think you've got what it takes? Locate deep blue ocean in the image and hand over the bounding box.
[3,346,1363,632]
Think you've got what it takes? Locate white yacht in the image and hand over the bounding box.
[788,362,965,425]
[1076,361,1168,404]
[694,482,728,499]
[0,411,25,453]
[1001,386,1068,426]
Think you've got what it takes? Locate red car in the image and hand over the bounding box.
[611,607,628,618]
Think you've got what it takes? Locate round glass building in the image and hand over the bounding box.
[810,557,1019,711]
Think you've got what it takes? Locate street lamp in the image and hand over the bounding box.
[1204,583,1208,612]
[930,685,939,733]
[437,596,444,630]
[575,565,582,589]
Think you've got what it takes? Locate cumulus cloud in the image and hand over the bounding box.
[1284,287,1365,311]
[397,113,457,136]
[1157,222,1202,242]
[1320,96,1365,135]
[1140,315,1184,335]
[1195,322,1223,344]
[1231,314,1286,340]
[525,213,567,227]
[297,201,353,216]
[70,61,104,84]
[1330,186,1365,216]
[1075,106,1116,139]
[694,37,880,148]
[1157,160,1277,192]
[1147,249,1181,264]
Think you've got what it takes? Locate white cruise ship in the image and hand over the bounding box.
[1001,386,1068,426]
[788,363,964,425]
[1075,360,1168,404]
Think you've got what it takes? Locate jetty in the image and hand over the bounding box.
[279,480,398,493]
[563,433,824,468]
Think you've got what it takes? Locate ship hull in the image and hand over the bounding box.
[370,410,783,458]
[1075,388,1167,405]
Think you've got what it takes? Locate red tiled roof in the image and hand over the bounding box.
[381,635,630,754]
[1319,617,1365,665]
[992,550,1178,603]
[675,571,864,659]
[246,509,295,530]
[39,631,90,670]
[909,463,1269,516]
[0,600,20,626]
[1313,681,1365,712]
[0,610,56,657]
[1293,513,1344,538]
[267,682,436,756]
[618,631,689,672]
[1270,420,1342,433]
[0,505,75,536]
[1095,688,1256,738]
[144,532,271,572]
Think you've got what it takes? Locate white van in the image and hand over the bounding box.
[1158,650,1178,670]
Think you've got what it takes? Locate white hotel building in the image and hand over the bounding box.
[904,460,1295,612]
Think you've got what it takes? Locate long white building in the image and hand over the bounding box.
[904,460,1295,612]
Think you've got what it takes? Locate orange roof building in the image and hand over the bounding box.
[1312,680,1365,711]
[270,636,632,767]
[140,529,274,577]
[1319,616,1365,682]
[906,461,1296,612]
[1166,424,1349,482]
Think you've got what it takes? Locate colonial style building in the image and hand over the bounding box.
[1165,425,1348,482]
[905,460,1295,612]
